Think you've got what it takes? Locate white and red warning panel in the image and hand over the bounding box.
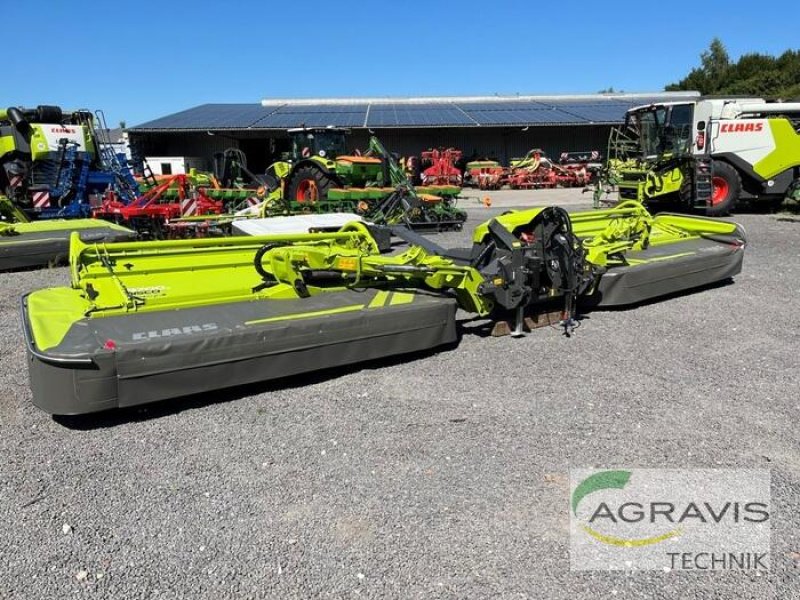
[31,191,50,209]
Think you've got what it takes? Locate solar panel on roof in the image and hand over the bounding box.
[366,105,473,127]
[464,107,587,126]
[131,95,698,130]
[544,101,641,121]
[257,112,365,128]
[455,101,551,111]
[134,104,273,129]
[275,104,368,115]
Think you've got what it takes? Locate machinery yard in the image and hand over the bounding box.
[2,189,798,598]
[3,5,799,594]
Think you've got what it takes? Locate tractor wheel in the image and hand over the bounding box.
[707,161,741,217]
[286,166,334,206]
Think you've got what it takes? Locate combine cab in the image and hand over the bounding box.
[0,106,138,267]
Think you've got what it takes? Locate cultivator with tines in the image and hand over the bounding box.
[136,170,264,212]
[92,174,224,238]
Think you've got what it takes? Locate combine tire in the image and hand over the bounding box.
[286,166,334,205]
[707,161,741,217]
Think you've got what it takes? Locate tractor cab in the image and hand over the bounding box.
[288,128,348,162]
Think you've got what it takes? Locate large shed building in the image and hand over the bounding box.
[127,92,699,174]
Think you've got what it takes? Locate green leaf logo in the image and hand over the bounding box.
[572,470,631,516]
[572,470,682,547]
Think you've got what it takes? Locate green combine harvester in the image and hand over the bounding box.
[22,201,745,415]
[597,97,800,215]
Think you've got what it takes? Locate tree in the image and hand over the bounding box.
[700,38,730,90]
[666,39,800,99]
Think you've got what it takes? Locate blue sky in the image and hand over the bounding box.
[5,0,796,128]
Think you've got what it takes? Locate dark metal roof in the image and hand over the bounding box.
[130,93,700,131]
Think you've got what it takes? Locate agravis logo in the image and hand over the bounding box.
[569,469,771,571]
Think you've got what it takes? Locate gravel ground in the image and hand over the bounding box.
[1,190,799,599]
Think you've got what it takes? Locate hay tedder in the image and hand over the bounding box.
[22,200,745,414]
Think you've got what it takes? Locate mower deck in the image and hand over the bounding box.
[592,235,745,306]
[0,219,136,271]
[23,287,457,415]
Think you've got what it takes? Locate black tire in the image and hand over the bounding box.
[285,165,334,206]
[707,160,741,217]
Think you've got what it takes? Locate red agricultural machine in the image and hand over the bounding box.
[420,148,463,186]
[463,160,508,189]
[559,150,602,184]
[506,149,591,189]
[93,174,224,238]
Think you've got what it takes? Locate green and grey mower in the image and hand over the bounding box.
[21,201,745,415]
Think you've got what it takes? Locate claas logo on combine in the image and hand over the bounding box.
[49,127,78,134]
[720,122,764,133]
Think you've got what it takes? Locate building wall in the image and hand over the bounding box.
[128,125,612,175]
[348,126,611,163]
[129,132,241,171]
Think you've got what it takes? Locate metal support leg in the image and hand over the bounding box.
[511,305,526,338]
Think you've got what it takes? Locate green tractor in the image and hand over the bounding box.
[275,127,385,206]
[265,128,466,229]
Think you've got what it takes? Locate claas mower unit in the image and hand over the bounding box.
[22,201,745,415]
[0,194,135,271]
